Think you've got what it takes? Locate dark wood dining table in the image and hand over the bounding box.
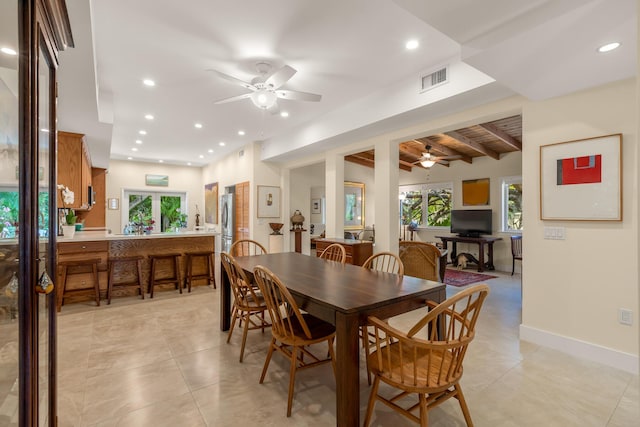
[219,252,446,427]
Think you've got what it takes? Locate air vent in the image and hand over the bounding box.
[420,66,448,92]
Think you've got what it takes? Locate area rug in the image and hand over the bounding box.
[443,269,497,287]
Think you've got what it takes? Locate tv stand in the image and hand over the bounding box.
[436,235,502,272]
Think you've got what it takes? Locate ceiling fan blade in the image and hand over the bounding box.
[265,65,296,89]
[208,69,256,91]
[213,93,252,104]
[276,89,322,102]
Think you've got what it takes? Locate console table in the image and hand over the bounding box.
[436,235,502,272]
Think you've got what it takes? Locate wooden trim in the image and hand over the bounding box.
[444,131,500,160]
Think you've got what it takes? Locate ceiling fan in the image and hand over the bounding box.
[210,62,322,111]
[413,145,461,168]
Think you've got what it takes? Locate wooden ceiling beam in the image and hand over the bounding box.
[345,154,413,172]
[415,138,473,164]
[444,131,500,160]
[478,123,522,150]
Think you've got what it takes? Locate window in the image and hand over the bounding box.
[399,182,453,229]
[502,177,522,232]
[123,190,187,233]
[0,189,49,238]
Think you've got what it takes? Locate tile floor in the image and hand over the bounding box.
[57,267,639,426]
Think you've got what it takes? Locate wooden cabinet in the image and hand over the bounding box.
[315,238,373,266]
[57,131,93,210]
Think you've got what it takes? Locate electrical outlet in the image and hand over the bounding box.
[618,308,633,326]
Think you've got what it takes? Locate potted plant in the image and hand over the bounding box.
[58,185,77,238]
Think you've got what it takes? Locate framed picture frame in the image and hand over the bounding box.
[540,133,622,221]
[344,181,365,230]
[108,198,119,210]
[462,178,490,206]
[204,182,218,224]
[311,198,321,214]
[145,174,169,186]
[258,185,280,218]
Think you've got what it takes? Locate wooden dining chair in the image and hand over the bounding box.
[220,252,270,362]
[399,241,443,282]
[319,243,347,264]
[363,284,490,427]
[361,251,405,384]
[253,265,336,417]
[511,235,522,275]
[362,252,404,276]
[230,239,268,257]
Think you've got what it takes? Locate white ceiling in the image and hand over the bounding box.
[55,0,636,169]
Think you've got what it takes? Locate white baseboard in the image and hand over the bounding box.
[520,325,639,374]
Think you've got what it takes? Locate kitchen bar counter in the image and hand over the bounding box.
[56,231,219,306]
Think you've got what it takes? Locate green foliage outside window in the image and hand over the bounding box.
[507,183,523,230]
[161,196,186,231]
[0,191,49,237]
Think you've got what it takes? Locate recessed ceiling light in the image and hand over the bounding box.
[139,130,147,135]
[219,142,225,147]
[159,160,163,163]
[131,147,138,152]
[208,149,214,153]
[598,42,620,53]
[143,79,155,87]
[135,139,143,144]
[405,39,419,50]
[194,123,203,129]
[280,111,289,118]
[145,114,154,120]
[127,157,133,160]
[199,155,204,159]
[1,47,17,56]
[187,162,192,166]
[238,130,245,136]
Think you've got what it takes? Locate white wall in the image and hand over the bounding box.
[399,151,523,272]
[105,160,203,234]
[521,78,638,369]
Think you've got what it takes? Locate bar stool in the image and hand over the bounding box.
[149,253,182,298]
[107,256,145,304]
[184,251,216,292]
[57,258,101,312]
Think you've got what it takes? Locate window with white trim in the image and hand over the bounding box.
[122,190,187,233]
[399,182,453,229]
[502,176,522,232]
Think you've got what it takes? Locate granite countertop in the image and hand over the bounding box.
[58,230,220,243]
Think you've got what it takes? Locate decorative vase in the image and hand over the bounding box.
[269,222,284,235]
[290,210,305,230]
[61,225,75,239]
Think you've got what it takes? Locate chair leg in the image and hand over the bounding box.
[57,265,68,312]
[208,253,216,289]
[455,383,474,427]
[136,259,145,299]
[259,338,276,384]
[363,375,380,427]
[226,306,239,343]
[175,256,183,294]
[239,311,251,362]
[419,393,428,427]
[511,257,515,275]
[107,261,114,305]
[362,326,371,385]
[286,346,298,417]
[92,263,100,307]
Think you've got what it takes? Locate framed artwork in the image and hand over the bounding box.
[258,185,280,218]
[540,134,622,221]
[344,181,364,230]
[108,198,119,210]
[311,198,321,214]
[462,178,490,206]
[145,174,169,186]
[204,182,218,224]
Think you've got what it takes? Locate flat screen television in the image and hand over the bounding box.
[450,209,492,237]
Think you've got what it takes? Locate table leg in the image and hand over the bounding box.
[451,241,458,264]
[477,243,485,272]
[487,242,496,270]
[220,263,231,331]
[335,311,360,427]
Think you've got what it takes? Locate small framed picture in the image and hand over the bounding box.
[108,198,119,210]
[311,198,321,214]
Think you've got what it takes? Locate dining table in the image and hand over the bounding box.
[219,252,446,427]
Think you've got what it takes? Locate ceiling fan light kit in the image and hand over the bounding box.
[420,159,436,168]
[212,62,321,111]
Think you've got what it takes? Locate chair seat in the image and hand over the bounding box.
[369,342,460,393]
[278,313,336,344]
